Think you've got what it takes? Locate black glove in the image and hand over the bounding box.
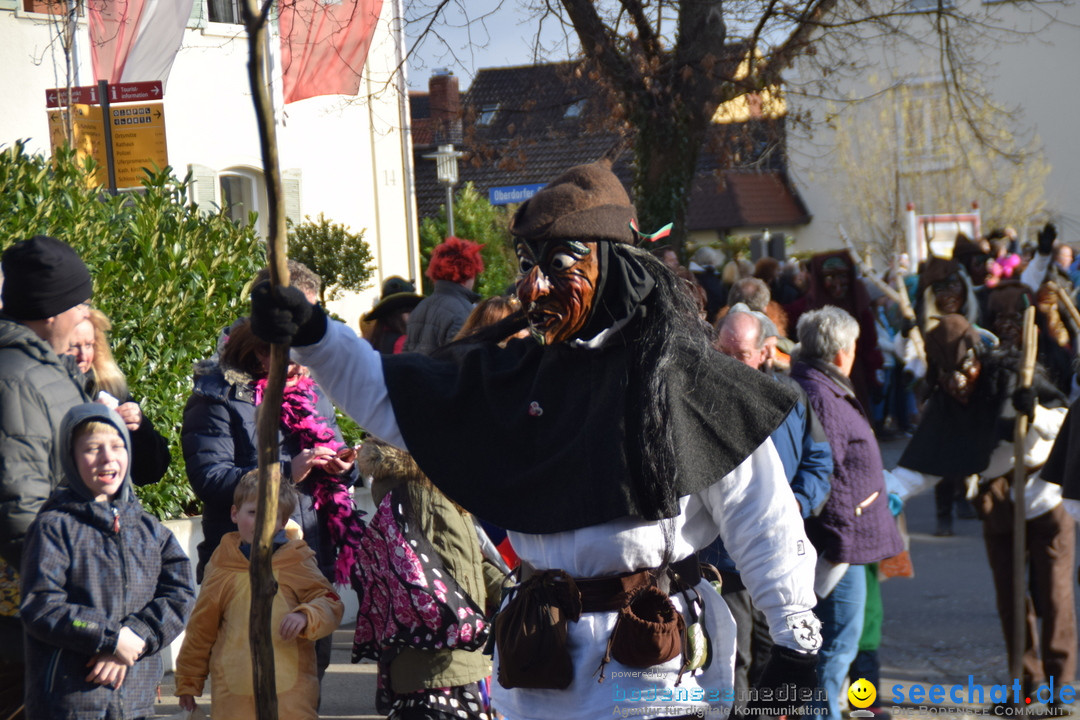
[250,281,327,346]
[743,645,819,716]
[1038,222,1058,256]
[1012,386,1036,420]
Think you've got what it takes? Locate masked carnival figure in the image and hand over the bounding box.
[251,158,821,720]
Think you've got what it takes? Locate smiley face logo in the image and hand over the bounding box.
[848,678,877,709]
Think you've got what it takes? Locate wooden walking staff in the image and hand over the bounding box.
[240,0,290,717]
[1010,305,1038,686]
[1046,281,1080,332]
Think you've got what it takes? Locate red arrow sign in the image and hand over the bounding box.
[45,85,100,108]
[46,81,163,108]
[108,81,164,104]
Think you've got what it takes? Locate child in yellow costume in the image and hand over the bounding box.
[175,471,344,719]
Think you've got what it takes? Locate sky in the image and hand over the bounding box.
[402,0,577,90]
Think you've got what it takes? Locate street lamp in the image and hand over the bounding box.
[423,143,464,238]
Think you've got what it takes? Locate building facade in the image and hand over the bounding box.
[785,0,1080,256]
[0,0,420,325]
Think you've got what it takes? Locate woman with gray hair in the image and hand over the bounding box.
[790,305,903,720]
[796,305,861,369]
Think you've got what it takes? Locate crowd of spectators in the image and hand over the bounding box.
[5,205,1080,720]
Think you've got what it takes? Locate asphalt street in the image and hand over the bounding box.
[146,436,1079,719]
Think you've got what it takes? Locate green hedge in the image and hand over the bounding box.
[419,182,518,299]
[0,141,266,519]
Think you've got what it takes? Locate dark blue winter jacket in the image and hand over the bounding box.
[20,404,195,720]
[181,360,357,582]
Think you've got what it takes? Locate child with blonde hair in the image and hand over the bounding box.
[20,404,195,719]
[175,471,344,719]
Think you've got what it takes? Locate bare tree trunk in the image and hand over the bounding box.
[240,1,290,718]
[632,108,701,249]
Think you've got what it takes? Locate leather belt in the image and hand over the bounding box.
[522,555,702,614]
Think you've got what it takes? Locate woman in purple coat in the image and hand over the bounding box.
[790,305,904,720]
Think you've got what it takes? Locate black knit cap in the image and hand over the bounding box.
[510,158,637,244]
[2,235,92,320]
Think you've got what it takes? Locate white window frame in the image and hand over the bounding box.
[903,0,956,12]
[477,104,499,126]
[218,167,267,238]
[207,0,242,24]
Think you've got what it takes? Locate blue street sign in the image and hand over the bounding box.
[489,184,546,206]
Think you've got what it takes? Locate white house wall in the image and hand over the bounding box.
[785,0,1080,256]
[0,0,417,328]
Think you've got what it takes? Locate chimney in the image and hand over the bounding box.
[429,69,461,142]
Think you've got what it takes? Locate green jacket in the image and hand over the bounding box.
[371,477,506,693]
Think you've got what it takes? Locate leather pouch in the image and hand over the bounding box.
[608,585,686,668]
[494,569,582,689]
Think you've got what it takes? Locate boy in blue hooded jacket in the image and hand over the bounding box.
[20,403,195,719]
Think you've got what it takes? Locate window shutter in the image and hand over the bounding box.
[188,0,206,29]
[188,164,219,215]
[282,169,303,227]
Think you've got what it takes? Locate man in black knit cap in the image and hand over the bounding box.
[0,235,93,718]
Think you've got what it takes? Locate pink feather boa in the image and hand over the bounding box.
[254,375,365,584]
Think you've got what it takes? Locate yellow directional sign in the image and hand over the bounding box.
[106,102,168,187]
[46,101,168,189]
[48,104,106,170]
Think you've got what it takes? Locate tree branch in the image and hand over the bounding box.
[761,0,844,83]
[559,0,639,96]
[618,0,659,54]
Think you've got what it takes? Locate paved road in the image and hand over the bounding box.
[148,436,1078,718]
[872,438,1076,719]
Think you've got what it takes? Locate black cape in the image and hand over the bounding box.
[1041,395,1080,499]
[899,352,1064,477]
[381,334,797,534]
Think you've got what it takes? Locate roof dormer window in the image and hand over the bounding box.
[477,104,499,126]
[564,99,586,118]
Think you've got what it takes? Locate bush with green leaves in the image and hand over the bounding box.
[287,213,376,304]
[0,141,266,519]
[419,182,518,299]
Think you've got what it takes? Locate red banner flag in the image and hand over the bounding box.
[88,0,194,85]
[279,0,385,105]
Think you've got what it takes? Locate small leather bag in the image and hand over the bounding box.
[494,569,582,690]
[607,584,686,668]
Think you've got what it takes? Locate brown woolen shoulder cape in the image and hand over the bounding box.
[380,334,797,534]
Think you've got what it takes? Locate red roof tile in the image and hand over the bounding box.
[687,171,810,231]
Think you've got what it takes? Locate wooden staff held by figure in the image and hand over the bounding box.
[838,226,927,366]
[1046,282,1080,351]
[1010,305,1038,685]
[241,0,290,716]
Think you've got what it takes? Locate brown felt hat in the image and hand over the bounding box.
[362,276,422,323]
[986,280,1034,322]
[916,257,962,298]
[509,159,637,244]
